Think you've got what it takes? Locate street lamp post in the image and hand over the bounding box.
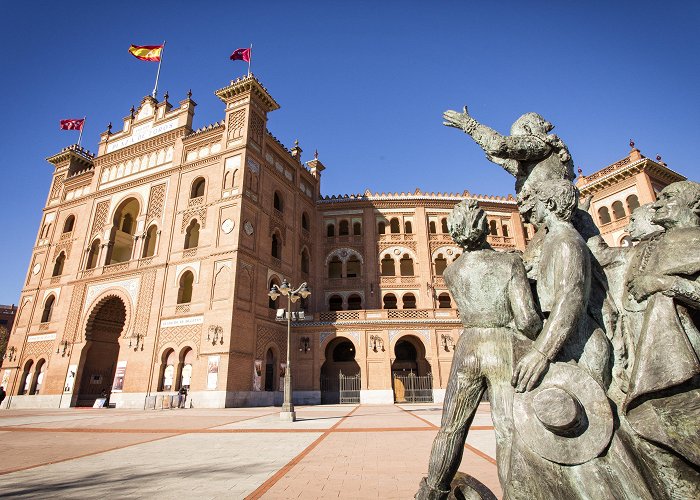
[268,279,311,422]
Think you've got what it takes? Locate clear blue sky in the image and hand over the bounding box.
[1,1,698,304]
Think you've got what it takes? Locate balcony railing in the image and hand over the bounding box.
[313,308,459,323]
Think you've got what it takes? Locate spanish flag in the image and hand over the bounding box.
[128,44,164,62]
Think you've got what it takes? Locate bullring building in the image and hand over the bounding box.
[1,75,685,408]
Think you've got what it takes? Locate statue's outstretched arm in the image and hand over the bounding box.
[444,106,551,161]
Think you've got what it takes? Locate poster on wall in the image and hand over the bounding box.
[112,361,127,392]
[163,365,174,390]
[1,369,10,390]
[64,365,77,393]
[207,355,219,390]
[253,360,262,391]
[181,364,192,388]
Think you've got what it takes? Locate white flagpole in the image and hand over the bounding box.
[248,43,252,76]
[78,116,86,146]
[152,40,166,98]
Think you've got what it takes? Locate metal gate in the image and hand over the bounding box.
[339,372,361,404]
[393,372,433,403]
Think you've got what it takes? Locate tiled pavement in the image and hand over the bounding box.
[0,403,499,499]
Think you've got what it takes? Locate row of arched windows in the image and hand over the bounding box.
[327,220,362,237]
[381,254,414,276]
[159,346,194,391]
[597,194,640,225]
[326,292,453,311]
[17,358,47,396]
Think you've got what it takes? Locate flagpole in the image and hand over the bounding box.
[152,40,166,98]
[78,116,86,146]
[248,43,252,76]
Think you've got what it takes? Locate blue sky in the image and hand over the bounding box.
[1,1,698,304]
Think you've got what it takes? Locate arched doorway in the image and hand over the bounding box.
[264,348,277,392]
[75,296,126,406]
[320,338,360,404]
[392,335,433,403]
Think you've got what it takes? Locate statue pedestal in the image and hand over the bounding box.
[280,410,296,422]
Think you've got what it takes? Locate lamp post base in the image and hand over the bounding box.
[280,410,296,422]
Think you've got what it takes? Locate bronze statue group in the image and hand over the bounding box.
[416,108,700,499]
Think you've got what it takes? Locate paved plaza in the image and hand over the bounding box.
[0,403,499,499]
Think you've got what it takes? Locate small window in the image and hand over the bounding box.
[404,221,412,234]
[41,295,55,323]
[438,293,452,308]
[329,295,343,311]
[502,224,509,237]
[346,256,361,278]
[328,256,342,278]
[339,220,349,236]
[383,293,397,310]
[273,191,283,212]
[378,221,386,234]
[612,201,626,220]
[327,224,335,237]
[184,220,200,249]
[390,218,400,234]
[429,221,437,234]
[489,220,498,235]
[381,255,395,276]
[348,294,362,310]
[441,218,448,233]
[598,207,611,225]
[86,239,100,269]
[191,177,206,199]
[177,271,194,304]
[142,225,157,258]
[302,212,310,231]
[353,222,362,235]
[301,249,310,274]
[63,215,75,233]
[52,253,66,277]
[271,233,281,259]
[626,195,640,213]
[400,254,414,276]
[435,254,447,276]
[402,293,417,309]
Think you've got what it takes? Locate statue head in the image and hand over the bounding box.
[517,180,578,227]
[651,181,700,229]
[448,199,489,250]
[511,112,554,136]
[626,203,664,241]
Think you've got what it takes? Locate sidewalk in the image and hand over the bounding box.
[0,403,499,499]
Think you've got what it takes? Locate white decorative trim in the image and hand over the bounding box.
[28,333,56,342]
[83,277,140,313]
[388,329,400,344]
[247,158,260,173]
[319,332,334,345]
[416,329,431,344]
[160,315,204,328]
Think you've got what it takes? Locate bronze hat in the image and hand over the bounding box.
[513,362,613,465]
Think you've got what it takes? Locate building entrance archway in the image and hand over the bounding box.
[320,338,360,404]
[74,296,126,406]
[392,335,433,403]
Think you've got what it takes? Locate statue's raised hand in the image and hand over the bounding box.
[443,105,471,129]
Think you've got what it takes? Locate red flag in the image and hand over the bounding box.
[60,119,85,131]
[230,48,251,62]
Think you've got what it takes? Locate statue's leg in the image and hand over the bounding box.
[422,339,486,497]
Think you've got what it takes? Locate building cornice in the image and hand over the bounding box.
[215,74,280,112]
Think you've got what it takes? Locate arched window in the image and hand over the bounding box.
[404,221,413,234]
[402,293,417,309]
[52,252,66,277]
[502,224,509,237]
[400,254,414,276]
[383,293,397,309]
[346,256,361,278]
[339,220,349,236]
[271,232,281,259]
[598,206,611,225]
[353,222,362,235]
[31,359,46,395]
[184,220,200,249]
[612,201,626,220]
[301,248,310,274]
[63,215,75,233]
[381,255,395,276]
[435,254,447,276]
[626,194,640,213]
[302,212,310,231]
[191,177,205,198]
[329,295,343,311]
[489,220,498,235]
[160,349,176,391]
[348,294,362,310]
[179,347,194,390]
[268,278,280,309]
[177,271,194,304]
[441,218,449,233]
[108,197,139,264]
[264,348,276,392]
[390,218,400,234]
[438,293,452,309]
[19,360,33,395]
[429,221,437,233]
[86,239,100,270]
[273,191,283,212]
[328,256,342,278]
[142,225,157,257]
[41,295,55,323]
[327,223,335,237]
[378,221,386,234]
